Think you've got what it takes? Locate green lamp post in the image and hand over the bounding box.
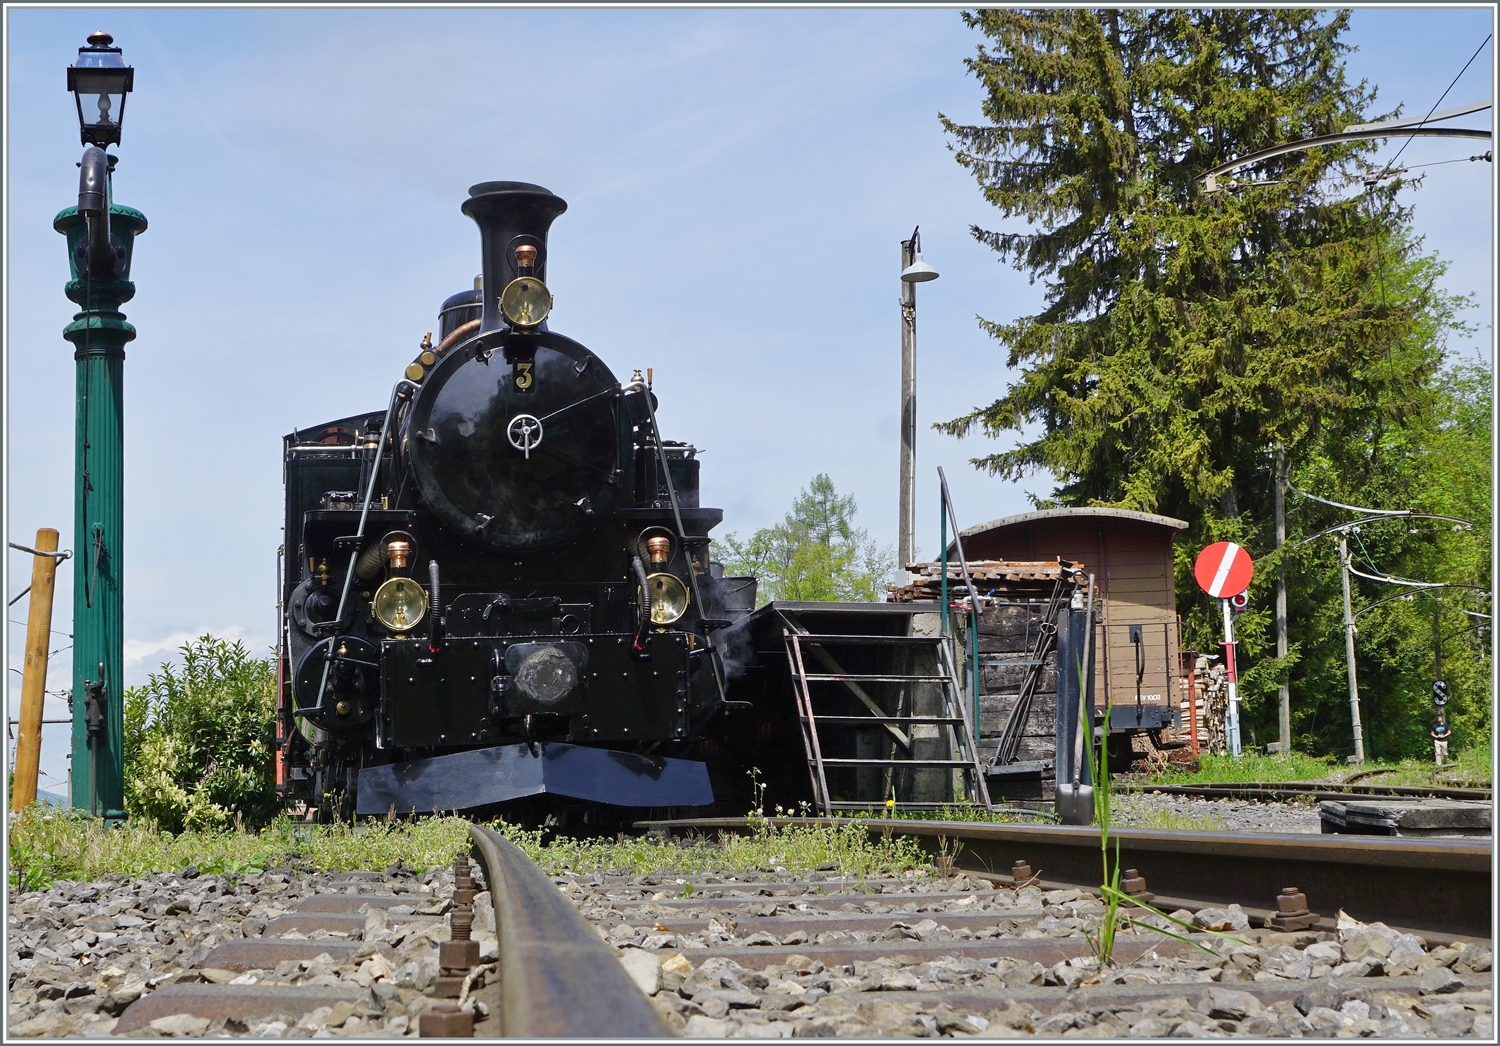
[54,30,144,820]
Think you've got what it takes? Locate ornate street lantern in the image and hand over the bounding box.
[68,31,133,147]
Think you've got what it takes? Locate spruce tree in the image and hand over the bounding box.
[940,9,1481,757]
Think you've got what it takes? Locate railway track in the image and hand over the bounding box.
[101,823,668,1038]
[563,816,1492,1038]
[1119,781,1492,803]
[638,817,1492,942]
[12,815,1493,1038]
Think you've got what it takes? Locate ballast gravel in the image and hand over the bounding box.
[6,858,1493,1038]
[570,868,1492,1038]
[1110,792,1325,834]
[6,861,470,1038]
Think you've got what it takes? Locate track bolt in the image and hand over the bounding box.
[419,1001,474,1037]
[436,854,482,996]
[1011,860,1033,882]
[1120,868,1155,904]
[1266,886,1319,931]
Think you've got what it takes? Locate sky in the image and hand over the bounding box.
[5,4,1495,799]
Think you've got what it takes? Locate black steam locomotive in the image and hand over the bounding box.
[277,181,759,821]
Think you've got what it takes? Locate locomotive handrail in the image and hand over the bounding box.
[308,379,413,718]
[536,384,622,425]
[626,379,731,708]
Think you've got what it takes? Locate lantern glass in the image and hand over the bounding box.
[68,36,133,146]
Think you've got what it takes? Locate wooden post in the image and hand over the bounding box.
[12,528,61,812]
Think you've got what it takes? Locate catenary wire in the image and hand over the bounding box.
[1375,33,1492,180]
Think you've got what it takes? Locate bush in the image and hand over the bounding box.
[123,635,278,832]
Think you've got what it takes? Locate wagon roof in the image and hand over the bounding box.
[957,506,1189,542]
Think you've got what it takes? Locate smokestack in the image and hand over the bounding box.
[460,181,568,334]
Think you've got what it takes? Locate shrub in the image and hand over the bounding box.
[123,635,278,832]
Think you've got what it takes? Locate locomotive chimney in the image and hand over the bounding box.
[461,181,568,334]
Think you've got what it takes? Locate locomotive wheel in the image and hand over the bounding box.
[316,757,359,823]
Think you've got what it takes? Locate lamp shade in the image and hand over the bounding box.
[68,32,133,147]
[900,252,939,283]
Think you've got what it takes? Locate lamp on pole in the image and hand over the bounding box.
[56,31,144,821]
[898,228,937,584]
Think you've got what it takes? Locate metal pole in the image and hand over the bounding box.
[1221,599,1242,757]
[12,529,62,812]
[1434,599,1443,683]
[1274,444,1290,754]
[939,486,948,636]
[1338,538,1366,764]
[1185,649,1199,756]
[56,171,146,821]
[898,236,917,585]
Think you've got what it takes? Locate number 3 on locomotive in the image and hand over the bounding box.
[514,361,534,392]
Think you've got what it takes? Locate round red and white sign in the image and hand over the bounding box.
[1194,541,1254,599]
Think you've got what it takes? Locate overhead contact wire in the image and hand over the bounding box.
[1375,33,1492,181]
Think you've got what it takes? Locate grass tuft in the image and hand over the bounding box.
[8,804,928,891]
[7,806,473,890]
[483,814,927,878]
[1122,745,1490,789]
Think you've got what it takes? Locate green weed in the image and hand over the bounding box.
[6,805,472,887]
[1123,745,1490,789]
[7,802,930,891]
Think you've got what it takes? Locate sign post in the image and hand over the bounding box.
[1194,542,1255,758]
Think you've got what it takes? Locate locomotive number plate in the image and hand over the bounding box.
[513,361,533,392]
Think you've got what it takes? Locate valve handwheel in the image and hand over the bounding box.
[507,414,543,459]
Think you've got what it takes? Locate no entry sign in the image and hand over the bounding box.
[1194,541,1254,599]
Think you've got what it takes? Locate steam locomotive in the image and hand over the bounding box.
[277,181,760,822]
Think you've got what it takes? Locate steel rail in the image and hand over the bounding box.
[636,817,1491,941]
[1122,781,1491,802]
[467,823,671,1038]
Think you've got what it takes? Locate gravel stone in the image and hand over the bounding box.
[619,948,663,996]
[1419,965,1465,994]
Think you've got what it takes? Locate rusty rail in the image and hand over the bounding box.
[467,823,671,1037]
[636,817,1492,943]
[1120,781,1491,802]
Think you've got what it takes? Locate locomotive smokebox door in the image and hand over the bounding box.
[404,330,620,551]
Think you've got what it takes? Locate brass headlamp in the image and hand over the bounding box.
[500,244,552,329]
[647,573,689,625]
[373,576,428,632]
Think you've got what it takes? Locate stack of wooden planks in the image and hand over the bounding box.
[886,559,1086,604]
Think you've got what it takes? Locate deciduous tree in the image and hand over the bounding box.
[715,475,895,604]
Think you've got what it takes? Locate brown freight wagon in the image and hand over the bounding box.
[946,508,1195,793]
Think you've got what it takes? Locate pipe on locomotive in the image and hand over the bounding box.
[303,379,414,718]
[630,556,652,656]
[435,318,480,356]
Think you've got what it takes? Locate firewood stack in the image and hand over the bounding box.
[886,559,1086,604]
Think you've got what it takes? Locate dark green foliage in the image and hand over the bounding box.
[715,475,895,603]
[122,635,280,832]
[940,9,1489,759]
